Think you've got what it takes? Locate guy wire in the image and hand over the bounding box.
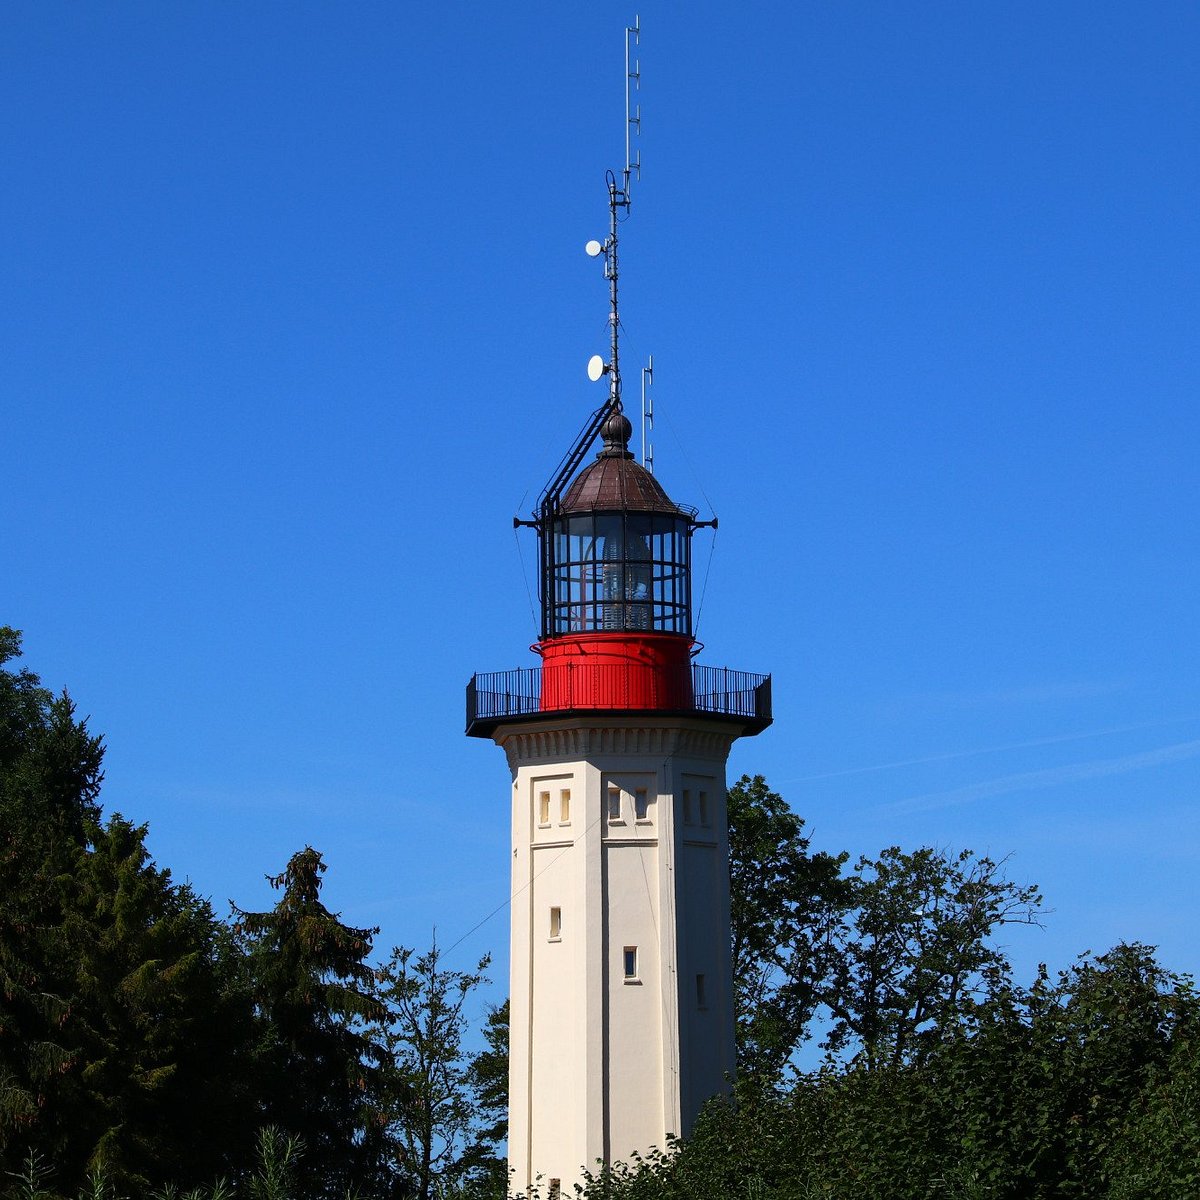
[512,519,539,640]
[442,753,674,962]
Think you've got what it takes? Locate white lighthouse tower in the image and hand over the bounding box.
[465,122,772,1195]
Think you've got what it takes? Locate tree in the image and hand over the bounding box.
[720,772,844,1084]
[1105,1004,1200,1198]
[727,777,1045,1079]
[568,943,1200,1200]
[233,847,388,1200]
[49,816,253,1188]
[1028,943,1196,1193]
[817,845,1043,1069]
[377,941,492,1200]
[726,774,850,1082]
[0,628,55,777]
[464,999,509,1195]
[1,629,252,1192]
[1,667,103,1168]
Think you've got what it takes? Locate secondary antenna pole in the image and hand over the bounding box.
[642,356,654,471]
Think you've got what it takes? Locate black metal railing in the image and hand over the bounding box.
[466,664,771,732]
[691,665,772,721]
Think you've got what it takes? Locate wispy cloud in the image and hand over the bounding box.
[788,715,1200,785]
[883,738,1200,814]
[905,680,1131,708]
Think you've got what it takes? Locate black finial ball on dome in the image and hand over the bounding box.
[599,407,634,457]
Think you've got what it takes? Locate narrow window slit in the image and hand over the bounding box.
[634,787,651,822]
[607,785,622,822]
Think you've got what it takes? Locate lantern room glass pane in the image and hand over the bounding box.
[549,511,691,635]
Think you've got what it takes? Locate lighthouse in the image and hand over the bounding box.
[465,218,770,1200]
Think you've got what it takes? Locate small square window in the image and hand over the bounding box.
[560,788,571,824]
[682,789,693,825]
[538,791,550,826]
[698,790,710,827]
[634,788,652,822]
[623,946,638,980]
[607,785,622,823]
[549,907,561,941]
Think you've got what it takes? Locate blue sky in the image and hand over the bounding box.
[4,2,1198,1019]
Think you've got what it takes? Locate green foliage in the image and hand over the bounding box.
[571,941,1200,1200]
[817,845,1043,1068]
[0,631,55,782]
[5,635,1198,1200]
[726,776,849,1084]
[1105,1027,1200,1197]
[233,849,387,1200]
[58,816,252,1189]
[245,1128,303,1200]
[377,941,493,1200]
[3,1151,55,1200]
[1,633,107,1167]
[1,630,249,1193]
[464,1000,509,1194]
[2,1128,294,1200]
[1017,944,1195,1195]
[2,812,251,1189]
[727,777,1043,1082]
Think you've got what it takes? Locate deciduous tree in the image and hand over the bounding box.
[727,774,849,1081]
[818,845,1043,1068]
[378,942,491,1200]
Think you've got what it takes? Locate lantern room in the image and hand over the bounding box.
[465,396,771,737]
[545,408,695,641]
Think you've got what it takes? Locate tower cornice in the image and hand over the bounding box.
[497,717,740,772]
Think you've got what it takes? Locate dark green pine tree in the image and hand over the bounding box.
[1,629,105,1175]
[56,816,258,1188]
[234,847,389,1200]
[0,628,256,1191]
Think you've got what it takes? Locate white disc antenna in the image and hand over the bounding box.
[587,354,609,382]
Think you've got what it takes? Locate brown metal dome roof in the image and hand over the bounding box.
[558,407,689,516]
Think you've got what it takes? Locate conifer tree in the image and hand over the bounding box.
[56,816,255,1187]
[233,847,388,1200]
[0,629,254,1191]
[1,630,105,1174]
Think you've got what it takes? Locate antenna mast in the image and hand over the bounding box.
[625,15,641,201]
[585,17,641,414]
[529,18,645,607]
